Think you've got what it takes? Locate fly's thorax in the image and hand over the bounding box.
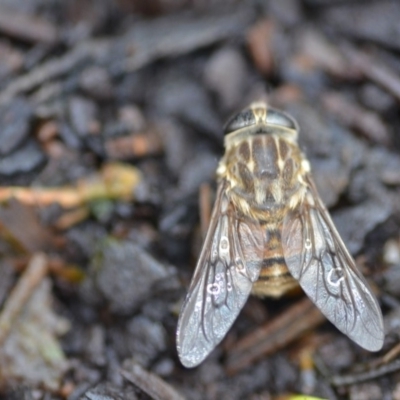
[218,134,309,218]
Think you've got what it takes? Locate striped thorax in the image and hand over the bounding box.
[218,103,309,297]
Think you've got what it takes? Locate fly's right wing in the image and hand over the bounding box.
[282,176,384,351]
[176,181,265,368]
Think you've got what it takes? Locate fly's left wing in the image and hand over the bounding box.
[282,176,384,351]
[177,181,265,367]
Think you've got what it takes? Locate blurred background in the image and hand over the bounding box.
[0,0,400,399]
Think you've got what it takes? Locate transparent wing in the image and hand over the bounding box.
[282,176,384,351]
[176,181,265,368]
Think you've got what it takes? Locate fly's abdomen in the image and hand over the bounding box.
[252,228,297,298]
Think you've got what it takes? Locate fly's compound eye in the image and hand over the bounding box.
[266,109,297,130]
[224,109,256,135]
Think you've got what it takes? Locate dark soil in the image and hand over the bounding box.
[0,1,400,399]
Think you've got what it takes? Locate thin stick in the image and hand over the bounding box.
[199,183,212,241]
[331,359,400,387]
[121,364,186,400]
[0,253,48,346]
[225,297,326,374]
[343,45,400,102]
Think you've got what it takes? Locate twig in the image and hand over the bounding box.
[12,256,84,283]
[121,364,186,400]
[382,342,400,364]
[317,338,400,387]
[246,18,275,76]
[342,45,400,102]
[322,92,390,145]
[54,207,90,230]
[0,253,48,346]
[330,359,400,387]
[225,297,326,375]
[199,182,212,241]
[0,39,111,106]
[0,163,141,208]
